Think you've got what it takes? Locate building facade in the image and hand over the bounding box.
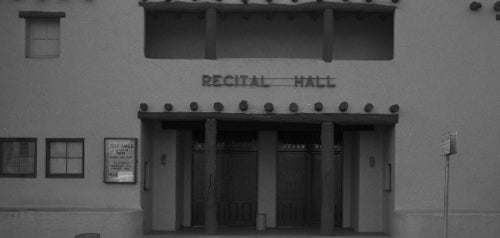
[1,0,500,238]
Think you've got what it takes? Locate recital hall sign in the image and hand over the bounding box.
[202,75,336,88]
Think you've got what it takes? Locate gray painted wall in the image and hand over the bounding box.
[357,130,384,232]
[152,129,177,230]
[1,0,500,237]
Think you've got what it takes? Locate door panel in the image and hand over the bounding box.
[278,152,309,226]
[278,151,342,227]
[228,152,257,226]
[192,151,256,226]
[310,153,322,223]
[192,151,205,226]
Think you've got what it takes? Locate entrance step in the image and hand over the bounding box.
[144,228,390,238]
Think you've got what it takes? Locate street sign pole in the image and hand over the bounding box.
[440,130,456,238]
[443,154,450,238]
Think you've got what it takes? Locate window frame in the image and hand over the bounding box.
[19,11,65,59]
[0,138,37,178]
[45,138,85,178]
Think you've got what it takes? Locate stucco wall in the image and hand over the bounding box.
[141,121,154,233]
[1,0,500,211]
[356,131,384,232]
[152,128,180,230]
[392,210,500,238]
[1,0,500,237]
[0,1,143,210]
[382,126,395,234]
[0,209,142,238]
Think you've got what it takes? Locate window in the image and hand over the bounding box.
[26,17,60,58]
[46,139,84,178]
[0,138,37,178]
[19,11,65,59]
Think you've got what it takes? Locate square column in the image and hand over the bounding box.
[323,9,334,62]
[321,122,336,235]
[205,8,217,59]
[205,118,217,234]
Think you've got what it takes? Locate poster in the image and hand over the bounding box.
[104,138,137,183]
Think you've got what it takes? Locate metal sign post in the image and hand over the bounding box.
[440,131,457,238]
[443,154,450,238]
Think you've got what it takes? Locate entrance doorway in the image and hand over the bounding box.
[191,131,257,227]
[277,132,343,227]
[141,120,394,234]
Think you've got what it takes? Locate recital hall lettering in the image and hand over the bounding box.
[201,75,336,88]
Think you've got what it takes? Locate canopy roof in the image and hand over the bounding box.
[139,0,397,12]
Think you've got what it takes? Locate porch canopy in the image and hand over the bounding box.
[137,112,398,125]
[138,1,397,13]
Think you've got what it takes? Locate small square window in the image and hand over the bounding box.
[0,138,37,178]
[46,139,84,178]
[26,18,60,58]
[20,11,65,59]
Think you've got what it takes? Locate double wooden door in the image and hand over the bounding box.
[278,151,342,227]
[192,151,257,226]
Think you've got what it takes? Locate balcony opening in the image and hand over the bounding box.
[332,11,394,60]
[218,12,322,59]
[145,11,205,59]
[143,7,394,61]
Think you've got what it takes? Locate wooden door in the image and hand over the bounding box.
[192,151,222,226]
[310,153,322,223]
[278,152,309,226]
[278,151,342,227]
[227,152,257,226]
[192,151,257,226]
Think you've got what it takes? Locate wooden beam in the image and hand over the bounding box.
[321,122,335,235]
[323,9,333,62]
[162,121,375,131]
[204,118,217,234]
[139,2,397,13]
[19,11,66,18]
[205,8,217,60]
[139,112,399,125]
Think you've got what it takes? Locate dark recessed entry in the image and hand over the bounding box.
[192,131,257,226]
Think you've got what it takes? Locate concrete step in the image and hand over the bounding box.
[144,228,390,238]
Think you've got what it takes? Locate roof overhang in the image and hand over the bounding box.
[139,2,397,13]
[138,112,398,125]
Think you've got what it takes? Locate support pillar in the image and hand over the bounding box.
[205,118,217,234]
[205,8,217,60]
[322,9,334,62]
[321,122,336,235]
